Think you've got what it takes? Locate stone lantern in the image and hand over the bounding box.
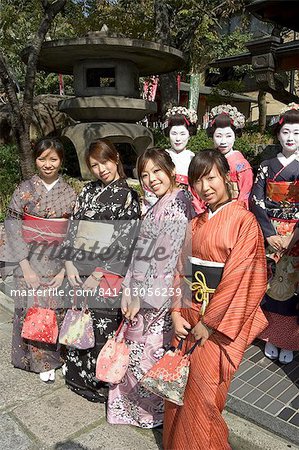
[32,27,184,178]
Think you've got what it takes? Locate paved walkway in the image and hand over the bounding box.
[0,287,298,450]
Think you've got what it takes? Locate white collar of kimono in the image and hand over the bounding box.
[277,151,299,167]
[208,199,236,219]
[224,149,236,157]
[41,178,59,191]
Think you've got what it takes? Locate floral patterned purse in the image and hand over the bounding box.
[140,338,200,406]
[95,319,130,384]
[58,293,95,349]
[21,295,58,344]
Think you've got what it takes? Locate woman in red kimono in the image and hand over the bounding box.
[163,149,268,450]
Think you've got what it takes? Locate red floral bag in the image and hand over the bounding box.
[96,319,130,384]
[140,338,200,406]
[21,295,58,344]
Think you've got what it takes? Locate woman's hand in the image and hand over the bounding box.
[171,311,191,340]
[266,235,283,252]
[46,268,66,289]
[121,290,140,321]
[65,261,82,287]
[82,272,103,292]
[19,259,41,289]
[191,320,213,346]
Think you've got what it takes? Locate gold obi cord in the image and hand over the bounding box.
[184,270,215,315]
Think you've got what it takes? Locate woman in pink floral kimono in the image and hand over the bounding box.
[107,147,194,428]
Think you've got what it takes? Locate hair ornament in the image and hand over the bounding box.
[279,102,299,115]
[209,104,245,129]
[165,106,198,125]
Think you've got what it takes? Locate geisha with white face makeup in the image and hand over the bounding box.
[250,105,299,365]
[278,123,299,156]
[207,106,253,208]
[165,113,195,187]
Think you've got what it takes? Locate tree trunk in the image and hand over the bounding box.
[0,0,67,180]
[258,90,267,133]
[154,0,178,114]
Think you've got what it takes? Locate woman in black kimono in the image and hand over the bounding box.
[63,139,140,402]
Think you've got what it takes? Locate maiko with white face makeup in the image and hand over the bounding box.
[278,123,299,155]
[207,109,253,208]
[250,105,299,365]
[169,125,190,153]
[165,113,195,187]
[213,126,235,155]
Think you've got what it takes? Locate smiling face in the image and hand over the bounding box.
[278,123,299,155]
[169,125,190,153]
[89,155,120,185]
[213,126,235,154]
[35,148,62,184]
[193,164,230,211]
[141,158,174,198]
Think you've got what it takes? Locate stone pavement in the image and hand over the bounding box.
[0,291,298,450]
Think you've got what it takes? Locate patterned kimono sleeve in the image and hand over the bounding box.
[127,194,190,309]
[237,166,253,206]
[95,189,140,276]
[203,215,267,341]
[1,183,29,265]
[249,164,276,238]
[61,185,86,253]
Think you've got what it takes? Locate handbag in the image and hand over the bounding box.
[97,269,123,298]
[95,319,130,384]
[21,295,58,344]
[140,338,200,406]
[58,293,95,349]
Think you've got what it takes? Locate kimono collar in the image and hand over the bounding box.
[277,151,299,167]
[208,200,235,219]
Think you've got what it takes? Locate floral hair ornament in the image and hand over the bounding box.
[165,106,198,128]
[209,104,245,129]
[270,102,299,127]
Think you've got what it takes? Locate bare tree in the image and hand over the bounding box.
[0,0,67,179]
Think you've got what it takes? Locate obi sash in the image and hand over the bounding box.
[184,256,224,315]
[22,213,68,244]
[266,179,299,204]
[176,174,189,185]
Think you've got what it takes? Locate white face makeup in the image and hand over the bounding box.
[169,125,190,153]
[213,127,235,155]
[278,123,299,156]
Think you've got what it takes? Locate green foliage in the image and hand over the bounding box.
[0,144,21,221]
[188,130,214,153]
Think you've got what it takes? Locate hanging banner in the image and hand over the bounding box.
[188,73,200,112]
[143,76,159,101]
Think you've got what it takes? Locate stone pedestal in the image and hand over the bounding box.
[62,122,153,179]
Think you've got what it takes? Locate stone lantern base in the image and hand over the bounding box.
[62,122,153,179]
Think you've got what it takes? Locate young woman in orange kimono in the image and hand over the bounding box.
[163,149,268,450]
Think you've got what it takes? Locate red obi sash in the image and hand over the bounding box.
[266,179,299,203]
[22,213,69,244]
[176,174,189,185]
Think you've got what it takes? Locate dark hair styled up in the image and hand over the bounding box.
[85,138,126,178]
[207,113,241,138]
[273,108,299,136]
[166,114,197,136]
[188,149,230,187]
[137,147,176,191]
[33,138,64,161]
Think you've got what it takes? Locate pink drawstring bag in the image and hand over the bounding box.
[95,319,130,384]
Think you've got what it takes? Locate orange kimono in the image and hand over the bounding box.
[163,201,268,450]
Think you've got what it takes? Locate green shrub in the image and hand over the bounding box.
[0,145,21,221]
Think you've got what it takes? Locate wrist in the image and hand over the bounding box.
[201,320,214,335]
[90,272,102,282]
